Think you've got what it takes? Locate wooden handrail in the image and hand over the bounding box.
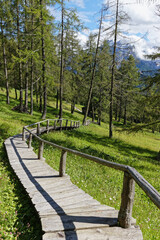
[22,119,160,229]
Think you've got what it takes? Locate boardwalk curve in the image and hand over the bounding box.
[4,119,144,239]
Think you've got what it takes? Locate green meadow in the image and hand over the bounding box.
[0,89,160,240]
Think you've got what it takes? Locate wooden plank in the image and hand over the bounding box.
[40,204,115,217]
[37,199,102,216]
[41,213,118,233]
[43,226,143,240]
[32,188,92,204]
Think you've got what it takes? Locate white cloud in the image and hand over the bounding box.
[78,11,92,23]
[70,0,85,8]
[101,0,160,59]
[77,32,88,46]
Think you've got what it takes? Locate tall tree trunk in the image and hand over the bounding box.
[39,84,43,112]
[30,33,34,114]
[56,88,59,109]
[30,9,34,115]
[59,0,64,119]
[98,87,102,126]
[24,0,28,112]
[71,102,75,114]
[92,105,95,123]
[1,18,10,104]
[36,80,39,106]
[109,0,119,138]
[15,88,18,100]
[115,97,118,121]
[118,88,122,122]
[41,0,47,119]
[17,2,23,112]
[123,99,127,125]
[83,8,103,125]
[25,65,29,112]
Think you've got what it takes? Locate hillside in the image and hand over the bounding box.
[0,89,160,239]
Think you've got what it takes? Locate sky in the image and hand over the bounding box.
[50,0,160,60]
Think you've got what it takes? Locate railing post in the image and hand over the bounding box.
[70,121,72,128]
[66,119,68,129]
[22,127,25,141]
[59,150,67,177]
[74,121,75,127]
[38,141,44,160]
[118,171,135,228]
[54,120,56,130]
[37,123,40,135]
[28,133,32,148]
[46,119,49,133]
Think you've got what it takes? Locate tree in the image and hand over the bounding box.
[82,6,105,125]
[117,55,139,125]
[0,1,10,104]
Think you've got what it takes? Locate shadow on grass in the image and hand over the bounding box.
[37,129,160,173]
[62,128,158,159]
[0,144,42,240]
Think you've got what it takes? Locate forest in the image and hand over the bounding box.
[1,0,160,138]
[0,1,160,239]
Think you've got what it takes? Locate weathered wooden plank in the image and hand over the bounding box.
[43,226,143,240]
[41,212,118,232]
[37,199,102,216]
[32,188,93,205]
[40,204,115,217]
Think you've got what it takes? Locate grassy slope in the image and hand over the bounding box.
[0,89,160,239]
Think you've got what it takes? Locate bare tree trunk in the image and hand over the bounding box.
[123,99,127,125]
[115,97,118,121]
[30,33,34,114]
[1,18,10,104]
[71,102,75,114]
[24,0,28,112]
[56,88,59,109]
[30,0,34,115]
[98,88,102,126]
[83,8,103,125]
[92,105,95,122]
[59,0,64,119]
[41,0,47,119]
[17,1,23,112]
[25,65,29,112]
[118,89,122,122]
[109,0,119,138]
[36,80,39,106]
[15,88,18,99]
[39,84,42,112]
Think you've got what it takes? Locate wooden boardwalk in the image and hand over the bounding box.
[4,133,143,240]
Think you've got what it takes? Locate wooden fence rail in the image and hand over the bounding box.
[22,118,160,229]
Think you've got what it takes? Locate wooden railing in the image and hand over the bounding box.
[22,118,80,140]
[22,119,160,229]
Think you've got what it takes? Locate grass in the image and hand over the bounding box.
[0,89,160,239]
[33,124,160,240]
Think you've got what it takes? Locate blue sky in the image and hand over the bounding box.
[50,0,160,59]
[67,0,104,30]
